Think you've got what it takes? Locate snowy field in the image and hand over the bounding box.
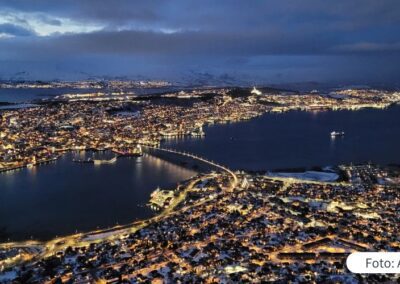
[267,171,339,182]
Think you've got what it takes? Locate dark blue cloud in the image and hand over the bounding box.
[0,0,399,85]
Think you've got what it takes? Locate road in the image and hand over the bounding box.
[0,146,239,269]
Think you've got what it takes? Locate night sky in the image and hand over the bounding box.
[0,0,399,85]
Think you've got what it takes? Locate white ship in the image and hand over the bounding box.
[330,131,345,137]
[191,126,205,137]
[93,156,117,165]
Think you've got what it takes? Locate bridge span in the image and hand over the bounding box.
[145,146,238,191]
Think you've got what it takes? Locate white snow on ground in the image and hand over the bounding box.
[267,171,339,182]
[83,229,127,241]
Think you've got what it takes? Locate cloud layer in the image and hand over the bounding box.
[0,0,399,84]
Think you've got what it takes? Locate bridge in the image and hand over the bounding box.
[145,146,238,191]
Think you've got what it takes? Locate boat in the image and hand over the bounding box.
[190,126,205,137]
[73,158,94,163]
[330,131,345,137]
[93,156,117,165]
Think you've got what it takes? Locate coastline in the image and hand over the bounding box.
[1,90,400,268]
[1,98,398,174]
[0,101,394,243]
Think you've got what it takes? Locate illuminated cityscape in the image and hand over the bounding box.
[1,1,400,283]
[1,87,399,173]
[1,86,400,282]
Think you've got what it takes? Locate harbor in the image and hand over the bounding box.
[72,145,143,165]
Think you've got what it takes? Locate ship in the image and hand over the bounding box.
[73,157,94,163]
[73,155,119,165]
[93,156,117,165]
[190,126,205,137]
[330,131,345,137]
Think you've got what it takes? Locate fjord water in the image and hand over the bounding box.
[0,87,178,103]
[166,105,400,171]
[0,153,196,241]
[0,88,95,103]
[1,105,400,242]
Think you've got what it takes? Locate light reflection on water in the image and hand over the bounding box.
[166,105,400,170]
[2,105,400,241]
[0,152,197,242]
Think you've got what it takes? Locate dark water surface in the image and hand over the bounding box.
[1,105,399,242]
[0,153,196,241]
[0,87,179,103]
[0,88,97,103]
[166,105,400,171]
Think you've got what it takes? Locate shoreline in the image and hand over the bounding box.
[1,101,398,174]
[0,148,237,269]
[1,95,399,250]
